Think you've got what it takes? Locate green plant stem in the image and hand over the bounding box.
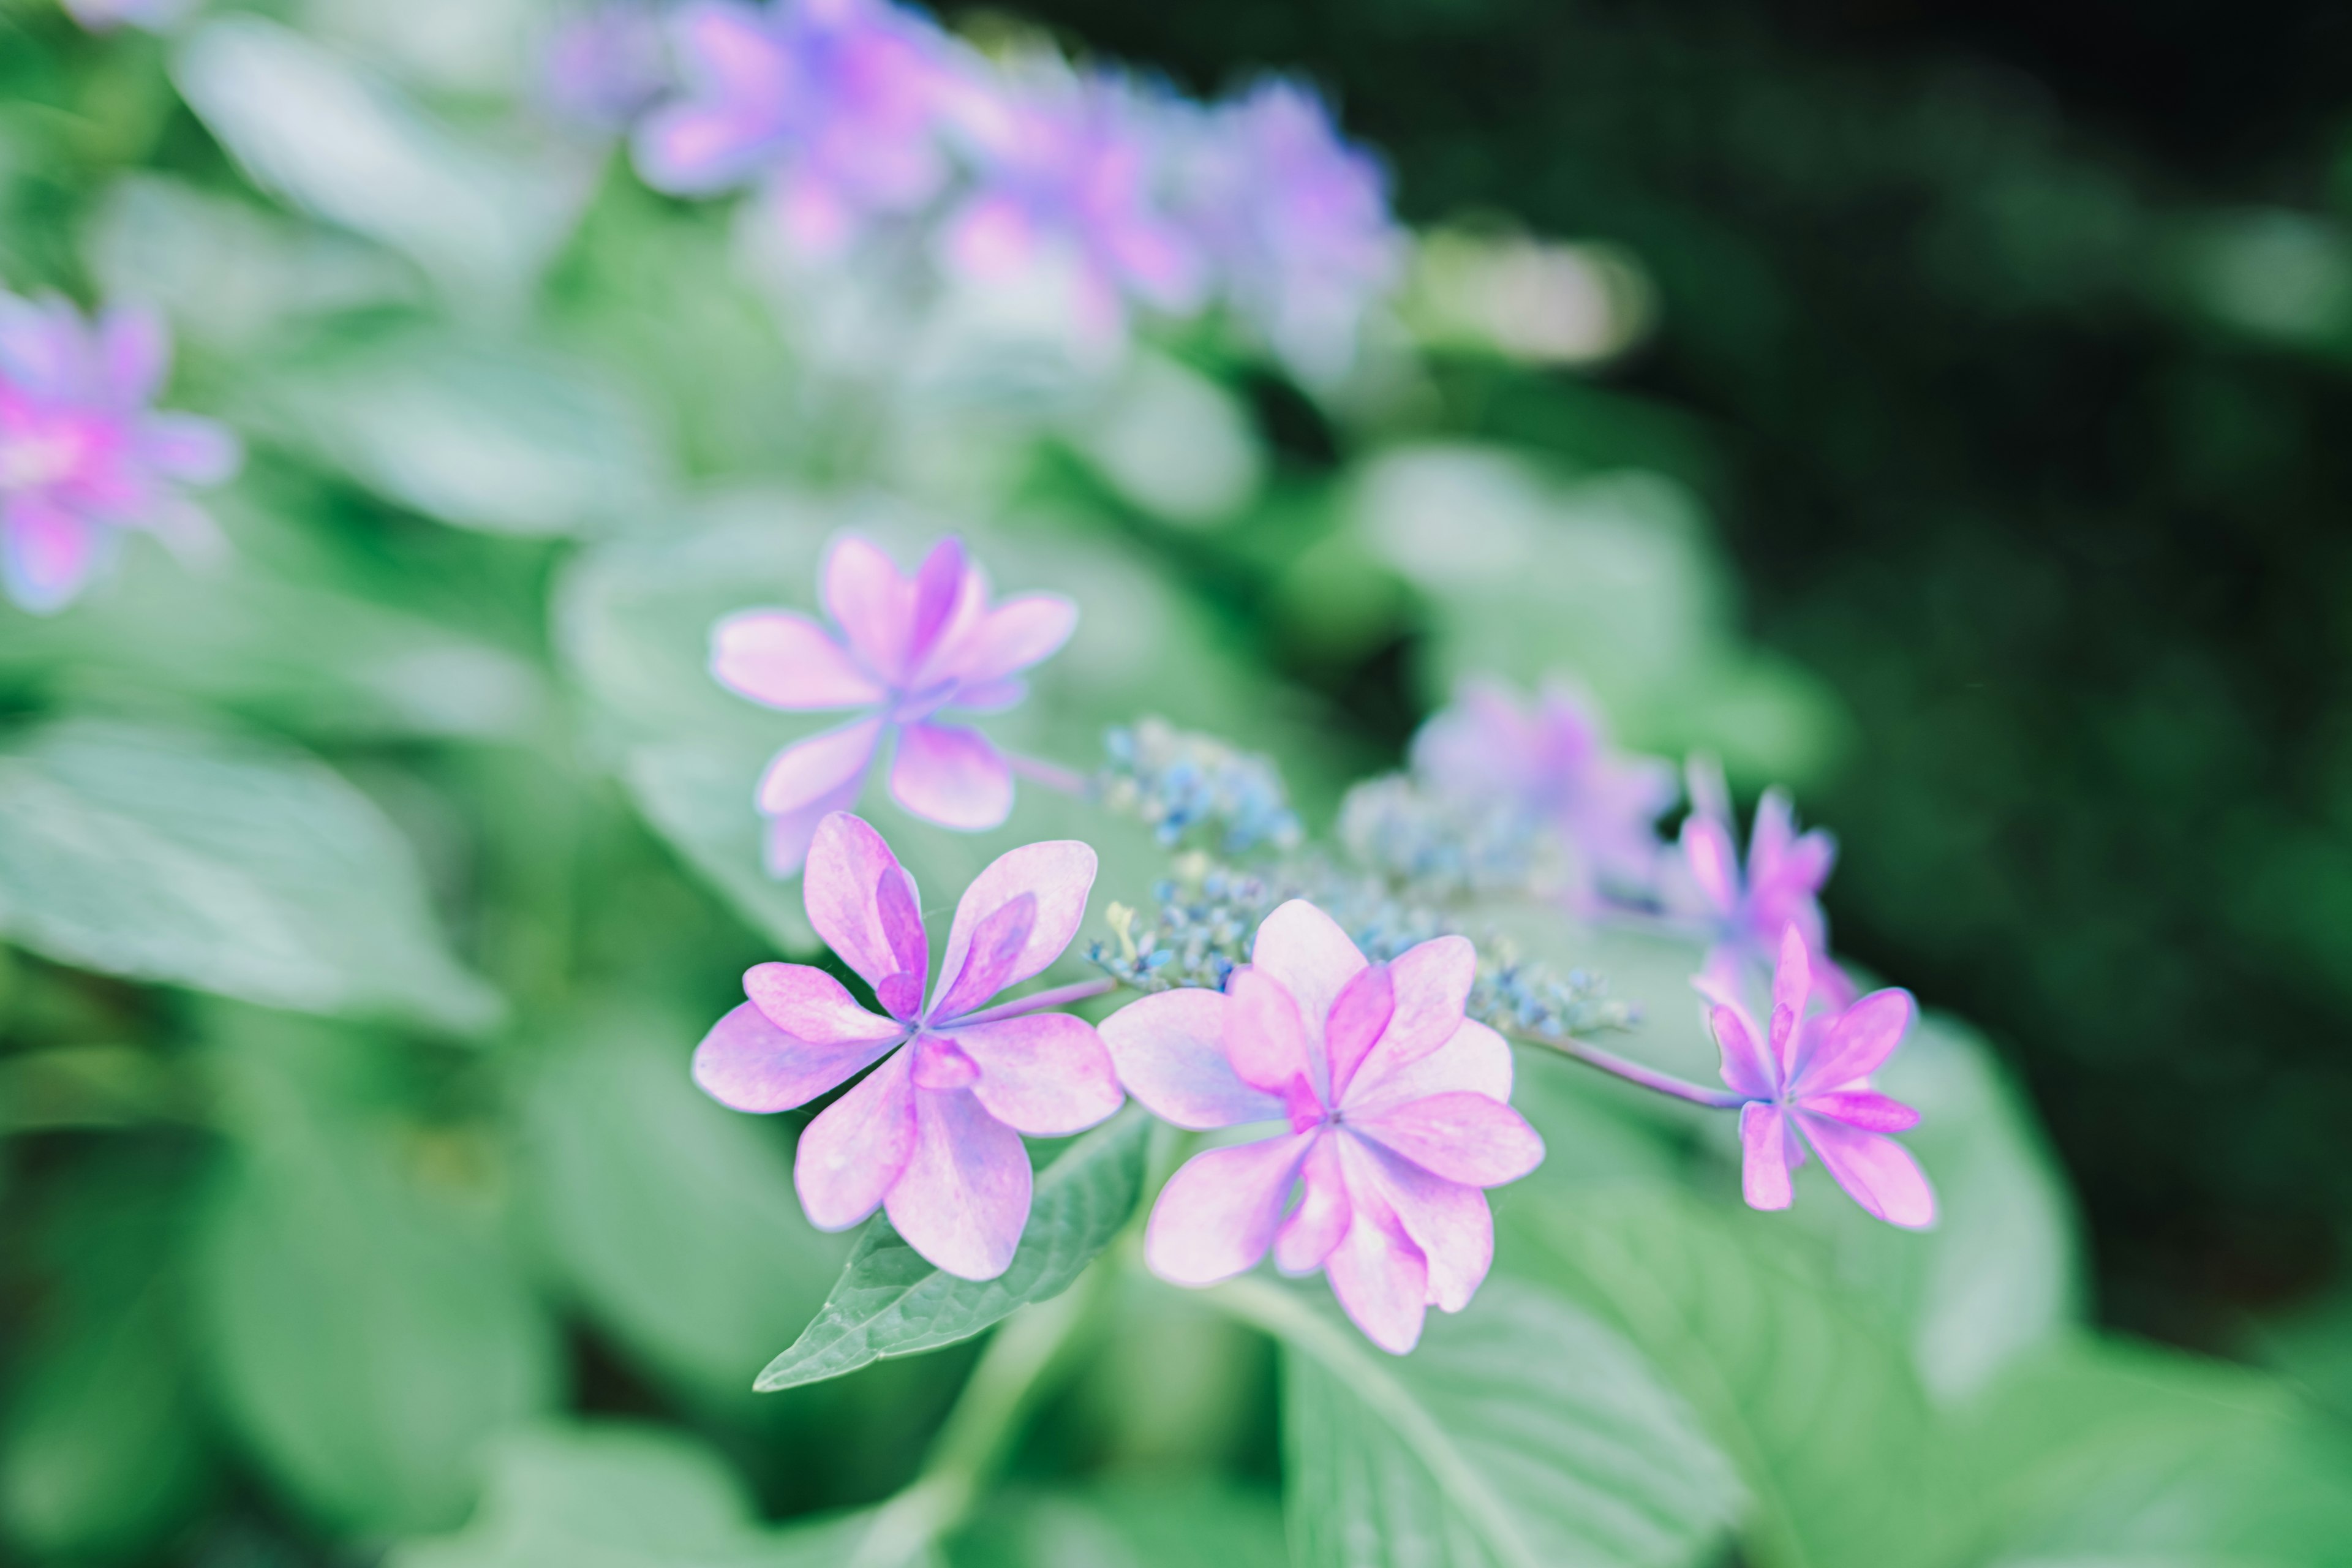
[1518,1032,1748,1110]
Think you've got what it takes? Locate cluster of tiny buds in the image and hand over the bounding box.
[1337,773,1568,902]
[1096,718,1304,858]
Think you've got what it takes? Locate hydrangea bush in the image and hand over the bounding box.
[0,3,2346,1567]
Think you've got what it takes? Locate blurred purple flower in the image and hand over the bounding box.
[712,533,1077,875]
[694,813,1121,1279]
[541,2,674,132]
[0,293,240,614]
[1178,79,1403,383]
[1706,925,1934,1229]
[1678,759,1853,1004]
[941,66,1208,349]
[633,0,960,257]
[1102,900,1544,1354]
[1412,677,1677,912]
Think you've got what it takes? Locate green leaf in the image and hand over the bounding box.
[951,1479,1288,1568]
[195,1016,560,1536]
[390,1424,877,1568]
[0,718,499,1032]
[1209,1274,1742,1568]
[519,1009,849,1402]
[1503,1185,1958,1568]
[756,1107,1150,1392]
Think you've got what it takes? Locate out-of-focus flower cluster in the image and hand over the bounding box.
[554,0,1402,377]
[1097,717,1302,858]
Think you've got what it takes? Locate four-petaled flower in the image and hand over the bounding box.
[0,293,241,614]
[693,812,1123,1279]
[712,532,1077,875]
[1677,760,1852,1005]
[1412,677,1676,913]
[1101,900,1545,1354]
[1706,925,1934,1229]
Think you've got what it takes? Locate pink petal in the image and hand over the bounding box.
[890,722,1014,831]
[1321,962,1395,1107]
[873,861,930,1020]
[1247,900,1366,1084]
[804,811,921,990]
[1800,1090,1921,1133]
[822,533,914,685]
[673,0,793,100]
[1710,1003,1779,1101]
[1790,987,1917,1097]
[1771,924,1811,1033]
[712,610,886,710]
[937,594,1078,685]
[1272,1133,1350,1274]
[771,168,858,259]
[1320,1172,1430,1354]
[1104,216,1207,313]
[941,192,1038,282]
[745,960,906,1046]
[1097,988,1282,1129]
[1348,1091,1544,1188]
[902,537,976,677]
[763,776,866,877]
[1772,829,1838,897]
[884,1087,1035,1280]
[1223,967,1317,1100]
[0,293,81,398]
[1334,934,1475,1107]
[693,995,903,1114]
[137,413,240,485]
[758,715,884,815]
[794,1048,918,1231]
[2,495,97,614]
[1679,815,1741,914]
[99,304,167,407]
[1340,1019,1512,1119]
[1145,1130,1316,1287]
[932,839,1098,1019]
[929,892,1036,1022]
[1340,1133,1493,1313]
[1794,1111,1936,1229]
[1748,788,1796,877]
[944,1012,1123,1136]
[631,105,774,192]
[949,677,1027,713]
[1739,1102,1796,1212]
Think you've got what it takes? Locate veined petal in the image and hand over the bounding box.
[903,537,976,676]
[1790,987,1917,1098]
[890,722,1014,831]
[803,811,920,991]
[1710,1003,1779,1101]
[1272,1133,1350,1274]
[1348,1091,1544,1188]
[1248,900,1366,1090]
[1098,988,1282,1129]
[946,1012,1123,1136]
[1341,1018,1511,1119]
[712,609,886,710]
[794,1048,917,1231]
[1738,1102,1797,1212]
[758,716,884,814]
[933,839,1097,1017]
[823,533,914,685]
[938,594,1077,685]
[1679,815,1741,914]
[744,962,905,1047]
[884,1087,1034,1280]
[929,892,1036,1023]
[1340,1134,1494,1314]
[1335,934,1475,1106]
[1799,1090,1921,1133]
[1321,962,1395,1107]
[693,997,902,1114]
[1794,1111,1936,1229]
[1145,1130,1315,1287]
[1321,1173,1430,1354]
[1223,967,1317,1101]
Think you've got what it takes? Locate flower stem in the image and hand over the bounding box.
[1009,752,1093,797]
[1515,1032,1748,1110]
[954,976,1118,1026]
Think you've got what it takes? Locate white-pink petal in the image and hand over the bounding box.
[1272,1133,1350,1275]
[1679,815,1741,914]
[1709,1003,1779,1101]
[1348,1091,1544,1188]
[1223,967,1317,1100]
[794,1049,918,1231]
[1738,1102,1797,1212]
[712,609,886,710]
[938,594,1078,685]
[822,533,914,684]
[693,990,902,1114]
[2,495,97,614]
[1248,902,1366,1073]
[1144,1131,1316,1287]
[1340,1134,1493,1314]
[744,961,904,1046]
[1341,1018,1512,1119]
[889,722,1014,831]
[758,715,884,815]
[884,1087,1035,1280]
[946,1012,1123,1137]
[1790,987,1917,1098]
[1795,1111,1936,1229]
[1321,1178,1430,1355]
[803,811,920,991]
[932,839,1097,1019]
[1335,934,1475,1103]
[1098,988,1282,1130]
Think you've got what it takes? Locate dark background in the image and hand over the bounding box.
[1018,0,2352,1346]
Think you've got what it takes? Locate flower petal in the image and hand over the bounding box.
[932,839,1097,1019]
[890,722,1014,831]
[902,537,979,678]
[763,775,866,878]
[1748,787,1796,877]
[1272,1133,1351,1275]
[1348,1091,1544,1189]
[1794,1111,1936,1229]
[1320,1170,1430,1354]
[1799,1090,1921,1133]
[822,533,914,685]
[1340,1133,1493,1314]
[945,1012,1123,1136]
[1098,988,1282,1129]
[137,412,241,485]
[804,810,921,990]
[1223,967,1316,1100]
[745,961,905,1046]
[1,494,97,614]
[1340,1018,1511,1118]
[1679,815,1741,914]
[632,104,777,192]
[938,593,1078,685]
[1145,1130,1315,1287]
[1710,1003,1779,1101]
[1739,1102,1796,1212]
[884,1087,1034,1280]
[1790,987,1917,1097]
[712,609,886,710]
[1248,900,1366,1086]
[794,1047,918,1231]
[1321,962,1395,1107]
[99,304,167,407]
[929,892,1036,1023]
[0,293,82,398]
[758,715,884,815]
[693,993,902,1114]
[1335,933,1474,1107]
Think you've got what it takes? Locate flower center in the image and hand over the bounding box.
[908,1030,979,1091]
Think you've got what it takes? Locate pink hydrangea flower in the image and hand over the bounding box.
[541,2,673,132]
[633,0,962,258]
[1677,762,1853,1005]
[1706,925,1934,1229]
[711,533,1077,875]
[1412,677,1677,913]
[693,812,1122,1279]
[1100,900,1545,1354]
[0,294,240,614]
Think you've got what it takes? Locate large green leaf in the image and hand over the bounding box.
[951,1479,1287,1568]
[756,1107,1149,1392]
[0,718,499,1032]
[195,1015,560,1536]
[391,1425,878,1568]
[519,1009,848,1402]
[1211,1274,1742,1568]
[1503,1185,1961,1568]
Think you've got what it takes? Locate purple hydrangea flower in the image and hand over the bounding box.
[1177,79,1403,384]
[1412,677,1678,913]
[541,2,674,132]
[693,812,1121,1279]
[1705,925,1934,1229]
[1101,900,1545,1354]
[0,293,240,614]
[633,0,961,258]
[940,66,1208,350]
[1677,761,1853,1005]
[711,533,1077,875]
